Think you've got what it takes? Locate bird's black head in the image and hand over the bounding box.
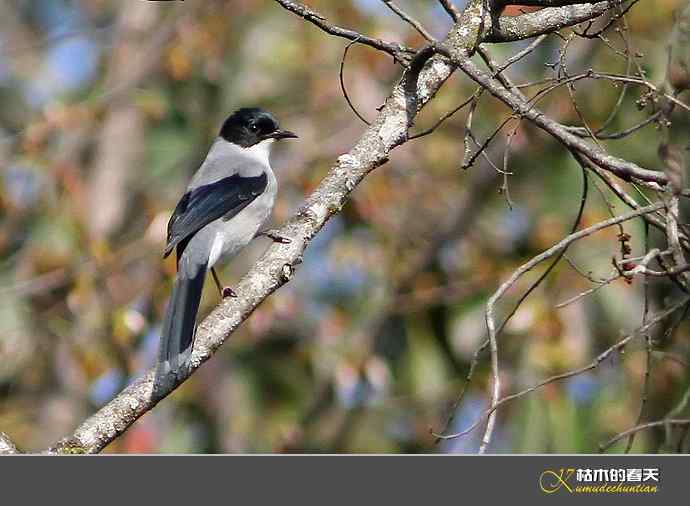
[219,107,297,147]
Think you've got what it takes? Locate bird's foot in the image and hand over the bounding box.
[259,228,292,244]
[222,287,237,298]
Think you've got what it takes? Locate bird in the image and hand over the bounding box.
[153,107,297,398]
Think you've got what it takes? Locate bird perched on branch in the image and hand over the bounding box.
[153,108,297,398]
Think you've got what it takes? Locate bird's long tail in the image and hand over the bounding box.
[153,258,206,399]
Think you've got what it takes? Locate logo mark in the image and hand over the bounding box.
[539,468,575,494]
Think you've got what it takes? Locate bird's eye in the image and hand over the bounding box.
[249,124,259,132]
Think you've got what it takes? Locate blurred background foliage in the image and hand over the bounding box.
[0,0,689,453]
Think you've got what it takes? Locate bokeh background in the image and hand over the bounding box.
[1,0,688,453]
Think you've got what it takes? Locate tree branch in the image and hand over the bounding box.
[0,431,19,455]
[272,0,414,62]
[381,1,435,42]
[496,0,618,6]
[437,296,690,442]
[487,1,628,43]
[453,57,667,185]
[437,0,461,22]
[600,419,690,452]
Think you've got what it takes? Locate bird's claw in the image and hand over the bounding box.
[260,229,292,244]
[222,287,237,298]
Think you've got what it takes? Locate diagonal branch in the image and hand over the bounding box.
[0,431,19,455]
[453,57,667,185]
[600,419,690,452]
[272,0,414,62]
[487,1,629,43]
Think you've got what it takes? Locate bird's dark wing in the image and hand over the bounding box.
[164,172,268,259]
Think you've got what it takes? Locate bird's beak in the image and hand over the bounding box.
[269,129,298,140]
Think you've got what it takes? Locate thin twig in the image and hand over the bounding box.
[478,201,662,452]
[564,112,661,140]
[437,0,460,21]
[497,162,588,334]
[625,221,652,453]
[601,419,690,452]
[408,95,474,139]
[273,0,414,62]
[411,35,547,140]
[436,297,690,442]
[339,38,371,125]
[380,1,435,42]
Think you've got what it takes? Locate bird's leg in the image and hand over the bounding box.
[257,228,291,244]
[211,267,223,296]
[211,267,237,299]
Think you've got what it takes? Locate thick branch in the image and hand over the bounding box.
[487,1,625,43]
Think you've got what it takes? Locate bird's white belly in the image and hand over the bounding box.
[206,182,276,269]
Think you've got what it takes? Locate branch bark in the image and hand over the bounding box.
[497,0,619,6]
[487,1,627,43]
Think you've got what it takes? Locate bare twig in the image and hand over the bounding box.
[555,272,620,308]
[478,202,665,451]
[664,386,690,449]
[601,419,690,452]
[665,196,690,289]
[436,296,690,442]
[564,112,661,140]
[380,1,435,42]
[585,162,688,250]
[339,38,371,125]
[408,94,474,139]
[410,34,547,140]
[272,0,414,62]
[485,34,550,76]
[453,57,669,185]
[626,222,652,453]
[498,162,588,332]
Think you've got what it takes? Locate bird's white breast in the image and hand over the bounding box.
[206,168,277,269]
[240,138,275,167]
